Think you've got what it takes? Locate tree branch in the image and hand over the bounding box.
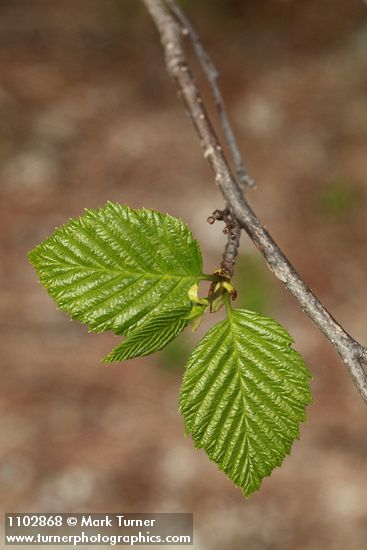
[166,0,254,190]
[142,0,367,404]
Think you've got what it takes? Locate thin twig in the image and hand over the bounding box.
[207,208,241,277]
[221,212,241,278]
[167,0,246,271]
[142,0,367,404]
[166,0,255,190]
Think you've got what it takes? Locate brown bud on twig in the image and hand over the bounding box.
[212,209,224,220]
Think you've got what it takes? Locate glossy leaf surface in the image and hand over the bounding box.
[180,308,312,496]
[104,306,191,362]
[29,202,204,336]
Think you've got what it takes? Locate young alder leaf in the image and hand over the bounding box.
[179,308,312,497]
[28,202,205,339]
[103,306,191,363]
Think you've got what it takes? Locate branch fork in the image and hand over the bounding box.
[142,0,367,404]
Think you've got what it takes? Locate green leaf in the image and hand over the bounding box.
[103,306,191,362]
[28,202,204,337]
[179,308,312,497]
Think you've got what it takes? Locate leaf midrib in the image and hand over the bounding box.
[225,304,252,461]
[32,258,208,281]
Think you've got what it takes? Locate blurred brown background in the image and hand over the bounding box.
[1,1,367,549]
